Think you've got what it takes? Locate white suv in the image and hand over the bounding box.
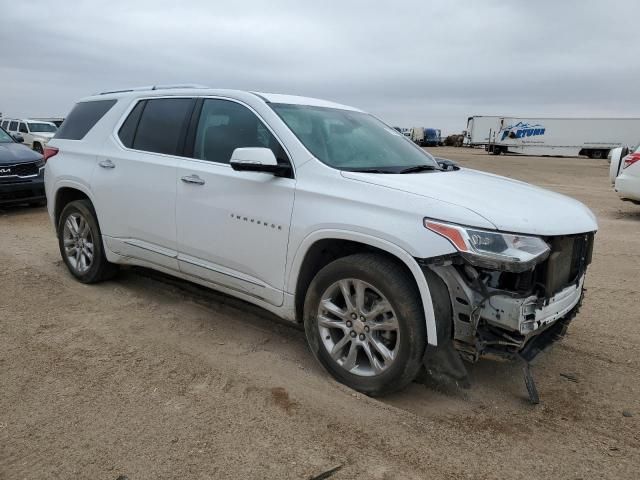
[45,86,597,396]
[2,118,57,153]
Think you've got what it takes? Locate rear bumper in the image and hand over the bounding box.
[615,175,640,202]
[0,176,45,205]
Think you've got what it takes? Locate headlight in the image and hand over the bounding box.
[424,219,550,272]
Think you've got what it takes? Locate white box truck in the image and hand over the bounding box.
[465,116,640,158]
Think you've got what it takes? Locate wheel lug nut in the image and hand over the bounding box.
[359,334,365,341]
[351,313,357,320]
[360,316,365,321]
[364,326,370,332]
[350,331,356,338]
[346,321,352,328]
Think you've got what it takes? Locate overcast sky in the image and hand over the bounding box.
[1,0,639,134]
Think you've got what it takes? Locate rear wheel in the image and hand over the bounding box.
[303,253,426,396]
[33,143,43,154]
[57,200,118,283]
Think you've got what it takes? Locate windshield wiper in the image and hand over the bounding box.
[398,165,441,174]
[344,167,394,174]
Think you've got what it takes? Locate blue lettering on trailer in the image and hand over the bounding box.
[500,122,546,141]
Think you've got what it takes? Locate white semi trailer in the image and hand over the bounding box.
[465,116,640,158]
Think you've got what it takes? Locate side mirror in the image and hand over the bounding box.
[435,157,459,171]
[11,133,24,143]
[230,147,291,176]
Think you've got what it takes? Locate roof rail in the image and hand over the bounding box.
[97,84,209,95]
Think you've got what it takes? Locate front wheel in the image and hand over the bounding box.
[303,253,426,396]
[33,143,43,154]
[57,199,118,283]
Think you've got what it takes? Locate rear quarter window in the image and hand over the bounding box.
[55,99,117,140]
[118,100,145,148]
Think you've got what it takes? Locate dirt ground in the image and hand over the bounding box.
[1,147,638,479]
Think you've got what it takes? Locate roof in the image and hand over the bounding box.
[1,118,58,124]
[84,85,361,112]
[251,91,361,111]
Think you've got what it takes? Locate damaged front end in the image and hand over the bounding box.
[419,221,595,398]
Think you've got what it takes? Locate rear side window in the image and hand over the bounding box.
[56,99,116,140]
[130,98,193,156]
[9,121,18,131]
[118,101,145,148]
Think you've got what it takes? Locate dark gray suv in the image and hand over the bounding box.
[0,127,46,206]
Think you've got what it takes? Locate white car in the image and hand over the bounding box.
[2,118,57,154]
[44,86,597,396]
[610,143,640,202]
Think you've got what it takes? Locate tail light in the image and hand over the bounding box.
[623,152,640,169]
[43,146,59,162]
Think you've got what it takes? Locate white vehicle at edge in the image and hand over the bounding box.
[466,115,640,158]
[44,86,597,396]
[610,143,640,202]
[2,118,57,154]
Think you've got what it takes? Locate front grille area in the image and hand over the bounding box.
[541,232,594,295]
[486,232,595,298]
[0,161,41,178]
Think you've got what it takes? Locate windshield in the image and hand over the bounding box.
[0,128,13,143]
[271,104,439,172]
[27,122,57,133]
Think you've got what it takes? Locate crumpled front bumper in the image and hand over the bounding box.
[426,263,585,363]
[479,275,584,335]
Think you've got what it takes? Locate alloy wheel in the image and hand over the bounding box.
[317,278,400,377]
[62,212,94,274]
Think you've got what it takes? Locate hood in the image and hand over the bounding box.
[0,142,43,165]
[341,168,597,236]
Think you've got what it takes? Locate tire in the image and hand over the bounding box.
[303,253,426,396]
[57,199,118,283]
[33,143,43,154]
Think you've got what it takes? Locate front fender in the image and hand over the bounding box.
[287,229,439,346]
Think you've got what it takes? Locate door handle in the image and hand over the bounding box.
[181,174,205,185]
[98,159,115,169]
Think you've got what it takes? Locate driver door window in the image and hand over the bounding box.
[193,99,289,167]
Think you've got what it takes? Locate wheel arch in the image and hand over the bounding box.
[53,184,95,232]
[288,229,438,346]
